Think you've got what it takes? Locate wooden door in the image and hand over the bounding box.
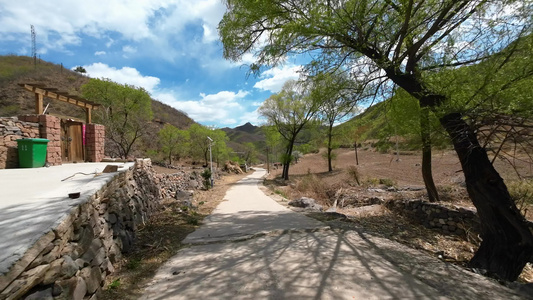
[61,120,84,162]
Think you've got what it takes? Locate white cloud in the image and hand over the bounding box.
[155,90,249,125]
[239,109,263,126]
[83,62,160,93]
[122,45,137,54]
[254,65,303,93]
[0,0,226,54]
[94,51,106,56]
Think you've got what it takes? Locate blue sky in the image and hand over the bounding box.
[0,0,303,128]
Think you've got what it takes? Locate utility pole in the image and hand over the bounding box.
[207,136,213,187]
[266,146,270,173]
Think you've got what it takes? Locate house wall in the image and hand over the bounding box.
[0,117,40,169]
[0,114,106,168]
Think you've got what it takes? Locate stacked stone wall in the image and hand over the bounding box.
[0,117,40,169]
[85,125,105,163]
[385,199,481,236]
[0,159,163,300]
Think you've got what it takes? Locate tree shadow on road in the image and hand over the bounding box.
[141,222,520,300]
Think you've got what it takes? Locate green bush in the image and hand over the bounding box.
[200,168,212,190]
[508,179,533,214]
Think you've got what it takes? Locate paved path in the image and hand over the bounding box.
[141,168,525,300]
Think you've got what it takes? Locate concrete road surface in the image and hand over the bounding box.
[141,168,525,300]
[0,162,134,274]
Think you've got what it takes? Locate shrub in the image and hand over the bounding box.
[379,178,396,187]
[108,279,121,289]
[508,179,533,215]
[346,165,360,185]
[200,168,212,190]
[295,174,329,202]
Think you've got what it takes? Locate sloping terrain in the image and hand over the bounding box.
[0,55,194,129]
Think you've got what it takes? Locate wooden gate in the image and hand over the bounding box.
[61,120,84,162]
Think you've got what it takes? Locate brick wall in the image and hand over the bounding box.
[0,117,40,169]
[18,115,63,166]
[86,124,105,162]
[1,115,106,168]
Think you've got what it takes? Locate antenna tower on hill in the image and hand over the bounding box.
[31,25,37,68]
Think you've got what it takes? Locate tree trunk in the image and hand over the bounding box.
[282,140,295,180]
[327,123,333,172]
[354,141,359,165]
[440,113,533,281]
[420,108,440,202]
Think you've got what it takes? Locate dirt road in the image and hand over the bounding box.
[140,168,524,300]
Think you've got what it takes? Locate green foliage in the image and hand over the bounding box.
[243,142,258,165]
[259,80,321,179]
[126,258,141,270]
[200,168,212,190]
[508,179,533,214]
[296,143,318,154]
[274,189,287,198]
[82,78,153,158]
[158,124,189,164]
[108,279,121,289]
[73,66,86,73]
[185,212,201,225]
[189,124,230,166]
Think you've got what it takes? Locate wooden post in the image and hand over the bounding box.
[354,141,359,165]
[86,107,92,124]
[35,93,43,114]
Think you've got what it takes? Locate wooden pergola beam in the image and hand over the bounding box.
[18,83,100,123]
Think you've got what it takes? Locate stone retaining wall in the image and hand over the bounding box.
[0,159,174,300]
[0,117,40,169]
[385,199,481,236]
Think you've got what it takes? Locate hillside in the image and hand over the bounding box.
[0,55,194,129]
[221,122,264,144]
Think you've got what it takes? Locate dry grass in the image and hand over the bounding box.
[266,148,533,283]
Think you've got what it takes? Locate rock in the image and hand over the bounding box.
[75,258,89,269]
[175,189,193,200]
[288,197,323,211]
[91,247,106,267]
[61,255,79,278]
[54,277,87,300]
[108,213,118,224]
[24,287,54,300]
[80,266,102,294]
[2,265,50,299]
[43,259,64,285]
[118,231,134,253]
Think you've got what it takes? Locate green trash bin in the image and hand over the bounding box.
[16,138,50,168]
